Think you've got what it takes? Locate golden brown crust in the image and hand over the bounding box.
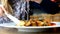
[24,21,31,26]
[31,21,37,26]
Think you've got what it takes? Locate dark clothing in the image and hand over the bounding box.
[30,0,59,14]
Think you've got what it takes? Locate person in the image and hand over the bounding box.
[0,0,30,23]
[0,0,13,23]
[0,0,38,23]
[0,0,42,23]
[0,0,59,23]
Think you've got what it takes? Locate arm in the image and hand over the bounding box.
[26,0,42,4]
[31,0,42,4]
[0,7,4,16]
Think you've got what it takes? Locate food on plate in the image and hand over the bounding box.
[24,21,31,26]
[50,23,56,26]
[31,21,37,26]
[36,21,43,26]
[16,21,25,26]
[16,18,53,26]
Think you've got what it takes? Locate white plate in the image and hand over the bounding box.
[0,22,60,32]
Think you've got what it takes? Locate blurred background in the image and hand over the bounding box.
[29,0,60,15]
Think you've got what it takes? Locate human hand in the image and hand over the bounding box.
[31,0,42,4]
[0,5,8,16]
[0,6,4,16]
[26,0,30,2]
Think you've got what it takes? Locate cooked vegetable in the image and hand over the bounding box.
[31,21,37,26]
[16,21,25,26]
[16,18,52,26]
[25,21,31,26]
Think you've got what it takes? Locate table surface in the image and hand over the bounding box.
[0,27,60,34]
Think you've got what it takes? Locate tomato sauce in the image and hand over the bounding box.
[50,23,56,26]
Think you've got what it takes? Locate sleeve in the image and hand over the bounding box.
[12,0,29,20]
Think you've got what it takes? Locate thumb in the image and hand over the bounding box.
[0,5,8,15]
